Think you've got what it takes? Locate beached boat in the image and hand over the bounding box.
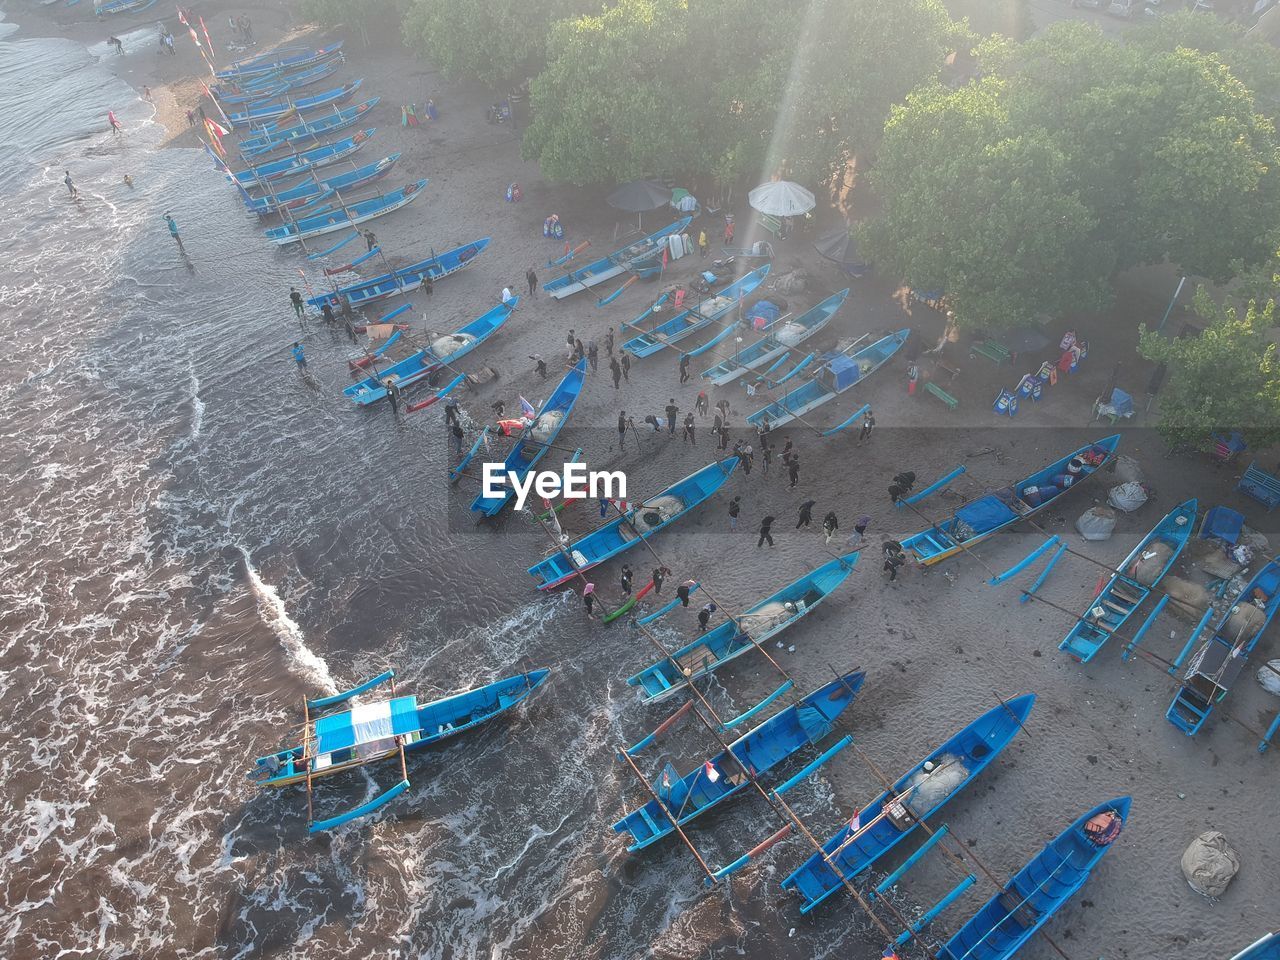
[239,98,379,156]
[264,179,428,245]
[900,436,1120,568]
[701,289,848,386]
[227,128,374,187]
[621,267,770,358]
[244,154,399,216]
[226,79,363,126]
[1167,559,1280,735]
[527,458,740,590]
[938,796,1130,960]
[307,238,490,309]
[627,553,859,704]
[216,41,345,81]
[470,360,588,517]
[781,694,1035,914]
[213,57,343,104]
[1231,933,1280,960]
[1059,500,1197,663]
[544,218,692,300]
[613,671,865,852]
[344,299,512,406]
[95,0,155,14]
[248,667,550,832]
[745,329,910,430]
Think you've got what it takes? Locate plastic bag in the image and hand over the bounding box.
[1107,481,1148,513]
[1076,506,1117,541]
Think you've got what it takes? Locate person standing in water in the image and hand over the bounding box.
[63,170,78,199]
[289,287,305,321]
[291,342,306,369]
[164,213,183,252]
[107,110,123,135]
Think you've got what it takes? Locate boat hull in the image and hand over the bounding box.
[307,238,491,309]
[621,266,770,358]
[265,180,428,245]
[544,218,692,300]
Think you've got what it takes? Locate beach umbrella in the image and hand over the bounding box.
[748,180,816,217]
[813,226,868,275]
[1001,327,1051,355]
[607,179,673,213]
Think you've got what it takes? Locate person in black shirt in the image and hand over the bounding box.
[796,500,815,528]
[757,515,775,548]
[664,398,679,434]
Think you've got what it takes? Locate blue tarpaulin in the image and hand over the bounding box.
[828,355,861,391]
[750,300,781,325]
[1199,506,1244,545]
[955,496,1017,534]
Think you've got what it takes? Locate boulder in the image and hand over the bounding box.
[1181,831,1240,898]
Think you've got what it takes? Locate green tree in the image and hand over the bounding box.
[300,0,407,44]
[1138,291,1280,450]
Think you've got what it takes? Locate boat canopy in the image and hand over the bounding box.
[827,355,862,391]
[315,697,419,755]
[956,496,1017,535]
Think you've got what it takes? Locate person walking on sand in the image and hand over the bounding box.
[289,287,304,320]
[531,355,547,380]
[780,436,793,466]
[291,342,306,369]
[64,170,78,199]
[728,495,741,531]
[566,329,576,357]
[604,328,615,357]
[677,581,692,607]
[723,219,734,245]
[107,110,122,135]
[796,499,815,529]
[526,267,537,296]
[907,360,919,397]
[363,229,377,251]
[110,36,124,55]
[823,510,839,544]
[142,86,153,103]
[858,410,876,444]
[665,398,679,434]
[757,515,775,548]
[741,441,753,476]
[788,455,800,488]
[620,565,633,596]
[761,439,772,477]
[617,411,628,451]
[850,514,871,547]
[682,412,696,445]
[695,389,709,417]
[698,602,717,631]
[620,352,631,382]
[164,213,184,251]
[652,567,666,594]
[185,109,195,127]
[451,422,465,457]
[712,411,724,445]
[679,353,691,383]
[574,338,585,363]
[716,398,730,423]
[583,582,596,617]
[610,356,622,390]
[587,339,598,371]
[883,541,906,582]
[698,229,709,258]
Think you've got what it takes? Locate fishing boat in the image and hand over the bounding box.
[216,41,346,81]
[471,360,588,517]
[264,179,428,245]
[1059,499,1197,663]
[226,128,374,188]
[94,0,155,14]
[614,672,865,852]
[226,79,363,126]
[243,155,399,216]
[701,289,849,386]
[307,238,490,309]
[938,796,1130,960]
[248,667,550,833]
[745,329,910,430]
[1231,933,1280,960]
[621,267,770,358]
[212,57,343,104]
[544,218,692,300]
[1167,559,1280,735]
[344,299,513,406]
[239,98,379,156]
[900,436,1120,567]
[781,694,1035,914]
[527,458,740,590]
[627,553,859,703]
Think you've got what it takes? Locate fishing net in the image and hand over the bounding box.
[1181,831,1239,898]
[618,495,685,539]
[1162,576,1212,621]
[430,332,476,356]
[738,601,793,638]
[1130,542,1174,586]
[774,321,808,346]
[529,411,564,442]
[698,295,734,316]
[1226,601,1267,640]
[903,754,969,816]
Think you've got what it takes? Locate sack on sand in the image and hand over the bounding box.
[1130,542,1174,586]
[1113,455,1145,484]
[1107,481,1148,513]
[1076,506,1117,541]
[1258,659,1280,697]
[1162,576,1211,621]
[1181,831,1239,898]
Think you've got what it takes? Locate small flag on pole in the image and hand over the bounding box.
[518,396,536,419]
[703,761,720,783]
[848,808,862,832]
[177,6,188,26]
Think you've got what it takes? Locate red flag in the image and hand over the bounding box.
[188,26,203,50]
[177,7,188,26]
[199,16,214,55]
[703,761,720,783]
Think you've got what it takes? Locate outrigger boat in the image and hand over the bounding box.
[543,217,692,300]
[527,458,739,590]
[244,155,399,216]
[471,360,588,517]
[1232,933,1280,960]
[621,267,770,359]
[701,289,848,387]
[938,797,1130,960]
[239,98,379,156]
[226,79,364,126]
[95,0,156,15]
[344,299,513,406]
[627,553,859,704]
[216,41,346,81]
[1167,558,1280,735]
[264,179,428,245]
[226,128,374,188]
[613,671,865,852]
[900,436,1120,567]
[1059,499,1197,663]
[781,694,1035,914]
[745,329,910,430]
[308,238,490,310]
[249,667,550,833]
[212,57,343,104]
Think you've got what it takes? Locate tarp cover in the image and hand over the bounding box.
[828,355,862,391]
[956,496,1018,535]
[1181,831,1240,898]
[750,300,781,325]
[1076,506,1117,541]
[1258,659,1280,696]
[316,696,419,754]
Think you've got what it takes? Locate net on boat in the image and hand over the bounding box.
[1130,542,1175,586]
[697,295,734,316]
[774,321,808,346]
[430,332,476,357]
[619,495,685,539]
[738,601,795,638]
[902,753,969,816]
[529,411,564,442]
[1226,601,1267,640]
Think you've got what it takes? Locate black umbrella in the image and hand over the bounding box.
[813,226,869,276]
[607,180,673,213]
[1001,327,1051,355]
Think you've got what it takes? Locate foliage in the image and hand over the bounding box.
[1137,291,1280,450]
[301,0,407,40]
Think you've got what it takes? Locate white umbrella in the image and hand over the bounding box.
[748,180,816,217]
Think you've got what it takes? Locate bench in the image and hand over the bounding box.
[925,381,958,410]
[1238,461,1280,512]
[970,340,1011,364]
[756,213,783,237]
[933,359,960,382]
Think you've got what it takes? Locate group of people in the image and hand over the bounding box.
[228,14,255,44]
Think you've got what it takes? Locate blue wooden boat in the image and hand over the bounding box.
[938,797,1130,960]
[1059,499,1197,663]
[900,436,1120,568]
[628,553,859,704]
[1167,559,1280,735]
[216,41,345,80]
[227,128,374,188]
[621,267,770,359]
[307,238,490,309]
[527,458,739,590]
[212,57,343,105]
[544,218,692,300]
[745,329,910,430]
[248,667,549,833]
[95,0,156,14]
[344,300,513,406]
[1232,933,1280,960]
[265,179,428,245]
[471,360,588,517]
[781,694,1035,914]
[244,154,399,216]
[613,672,865,852]
[226,79,363,126]
[701,289,849,386]
[239,98,379,156]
